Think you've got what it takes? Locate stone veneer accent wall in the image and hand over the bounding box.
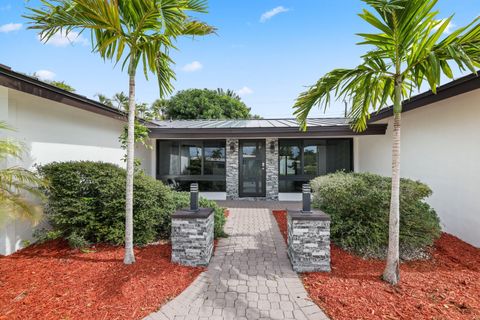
[287,210,331,272]
[226,138,239,200]
[171,209,214,266]
[265,138,279,200]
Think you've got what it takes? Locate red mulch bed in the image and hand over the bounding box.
[272,210,480,320]
[0,240,204,320]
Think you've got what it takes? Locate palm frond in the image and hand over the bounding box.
[295,0,480,133]
[0,124,46,225]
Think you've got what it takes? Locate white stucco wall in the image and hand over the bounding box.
[0,87,151,255]
[357,88,480,247]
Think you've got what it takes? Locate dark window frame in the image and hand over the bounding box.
[156,139,226,191]
[278,138,354,192]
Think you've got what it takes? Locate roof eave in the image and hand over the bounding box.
[148,124,387,139]
[0,66,154,124]
[369,72,480,122]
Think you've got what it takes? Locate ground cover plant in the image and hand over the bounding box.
[272,210,480,320]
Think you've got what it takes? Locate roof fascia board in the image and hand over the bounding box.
[369,73,480,122]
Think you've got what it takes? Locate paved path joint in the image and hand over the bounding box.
[145,207,329,320]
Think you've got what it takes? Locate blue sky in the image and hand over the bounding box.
[0,0,478,118]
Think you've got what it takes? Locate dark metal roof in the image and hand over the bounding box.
[370,72,480,122]
[151,118,349,129]
[149,118,388,138]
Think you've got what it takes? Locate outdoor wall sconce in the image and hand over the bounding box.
[270,140,276,151]
[229,141,235,152]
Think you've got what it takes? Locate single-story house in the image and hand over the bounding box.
[1,63,479,255]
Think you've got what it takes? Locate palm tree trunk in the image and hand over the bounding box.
[123,63,136,265]
[383,81,402,285]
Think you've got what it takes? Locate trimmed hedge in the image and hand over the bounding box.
[311,172,441,259]
[38,161,226,247]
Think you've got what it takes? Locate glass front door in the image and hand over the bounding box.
[239,140,266,197]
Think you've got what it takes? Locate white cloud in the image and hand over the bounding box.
[40,30,88,47]
[260,6,289,23]
[0,23,22,33]
[237,86,254,96]
[182,61,203,72]
[433,19,456,34]
[35,70,56,81]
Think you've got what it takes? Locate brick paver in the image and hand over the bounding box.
[145,206,329,320]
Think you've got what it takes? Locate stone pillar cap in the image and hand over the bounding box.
[172,208,214,219]
[287,209,330,221]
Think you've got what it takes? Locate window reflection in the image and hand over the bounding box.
[279,139,352,192]
[181,144,202,175]
[157,140,226,191]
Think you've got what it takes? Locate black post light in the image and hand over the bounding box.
[301,183,312,214]
[190,183,199,212]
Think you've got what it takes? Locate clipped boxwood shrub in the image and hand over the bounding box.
[38,161,176,246]
[311,172,441,259]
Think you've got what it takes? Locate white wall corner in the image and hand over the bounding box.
[353,137,360,172]
[150,139,156,178]
[0,87,8,123]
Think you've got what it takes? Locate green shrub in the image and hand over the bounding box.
[37,161,226,247]
[311,172,441,259]
[33,229,63,243]
[38,161,176,245]
[66,231,90,248]
[169,192,227,238]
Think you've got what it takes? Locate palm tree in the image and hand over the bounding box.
[294,0,480,285]
[0,122,45,226]
[25,0,215,264]
[216,88,242,101]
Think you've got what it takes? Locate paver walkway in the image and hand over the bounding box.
[145,207,329,320]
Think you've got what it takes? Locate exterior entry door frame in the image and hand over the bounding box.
[238,139,266,198]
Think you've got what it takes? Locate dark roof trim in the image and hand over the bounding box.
[369,72,480,122]
[148,124,387,139]
[0,65,128,121]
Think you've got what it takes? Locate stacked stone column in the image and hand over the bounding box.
[287,185,331,272]
[171,184,214,267]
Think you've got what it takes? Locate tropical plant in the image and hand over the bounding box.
[32,73,76,92]
[216,88,241,101]
[0,122,45,225]
[294,0,480,284]
[25,0,214,264]
[96,92,162,120]
[163,88,257,119]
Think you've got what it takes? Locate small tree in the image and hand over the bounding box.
[0,122,45,226]
[25,0,214,264]
[294,0,480,284]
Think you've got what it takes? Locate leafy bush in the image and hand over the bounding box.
[38,161,226,247]
[169,192,227,238]
[33,228,63,243]
[311,172,441,259]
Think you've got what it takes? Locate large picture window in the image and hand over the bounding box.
[279,139,353,192]
[157,140,226,192]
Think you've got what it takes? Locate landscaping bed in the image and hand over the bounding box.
[272,210,480,320]
[0,240,203,320]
